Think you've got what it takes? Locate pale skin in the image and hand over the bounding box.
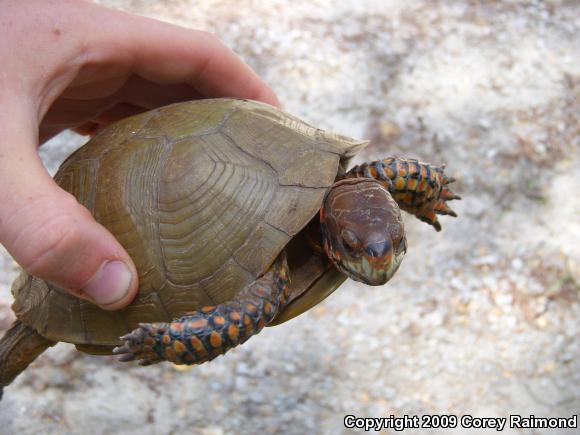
[0,0,280,310]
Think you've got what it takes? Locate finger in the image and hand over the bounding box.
[43,77,202,139]
[0,103,138,310]
[87,6,281,107]
[39,101,148,143]
[69,102,145,138]
[61,74,203,105]
[113,76,204,110]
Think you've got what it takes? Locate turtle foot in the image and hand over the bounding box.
[113,323,166,366]
[344,157,461,231]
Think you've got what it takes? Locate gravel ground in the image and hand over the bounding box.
[0,1,579,434]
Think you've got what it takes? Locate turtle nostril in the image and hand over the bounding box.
[365,240,392,258]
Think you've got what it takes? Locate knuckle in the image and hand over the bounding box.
[17,213,85,279]
[3,193,94,288]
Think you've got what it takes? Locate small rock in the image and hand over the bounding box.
[200,427,224,435]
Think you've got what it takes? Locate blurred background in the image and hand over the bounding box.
[0,0,579,434]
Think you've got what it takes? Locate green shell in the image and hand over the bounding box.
[11,99,367,347]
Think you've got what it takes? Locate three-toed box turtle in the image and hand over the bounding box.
[0,99,459,397]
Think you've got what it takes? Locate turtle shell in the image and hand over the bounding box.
[11,99,367,347]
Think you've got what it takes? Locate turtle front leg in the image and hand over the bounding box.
[344,157,461,231]
[113,254,290,366]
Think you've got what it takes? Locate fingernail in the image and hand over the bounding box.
[82,260,132,306]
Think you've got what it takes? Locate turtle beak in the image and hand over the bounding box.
[360,240,395,286]
[335,238,398,286]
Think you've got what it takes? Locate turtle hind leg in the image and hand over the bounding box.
[0,320,57,399]
[114,253,291,366]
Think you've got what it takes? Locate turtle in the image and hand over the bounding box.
[0,98,460,397]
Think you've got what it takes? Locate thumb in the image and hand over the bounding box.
[0,111,138,311]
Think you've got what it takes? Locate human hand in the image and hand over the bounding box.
[0,0,280,310]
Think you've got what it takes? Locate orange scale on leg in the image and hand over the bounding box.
[394,177,406,191]
[395,160,405,174]
[188,318,208,329]
[190,336,204,351]
[173,340,186,353]
[209,331,222,349]
[227,325,239,342]
[245,303,258,314]
[212,316,225,327]
[170,323,183,334]
[263,301,273,316]
[253,286,268,297]
[165,347,176,362]
[196,347,208,359]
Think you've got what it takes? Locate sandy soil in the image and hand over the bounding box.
[0,1,578,434]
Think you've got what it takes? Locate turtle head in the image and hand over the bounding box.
[320,178,407,285]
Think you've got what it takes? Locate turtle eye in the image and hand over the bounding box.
[394,234,407,256]
[341,229,362,253]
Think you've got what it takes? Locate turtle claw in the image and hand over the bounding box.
[113,342,138,362]
[116,351,136,362]
[114,325,164,365]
